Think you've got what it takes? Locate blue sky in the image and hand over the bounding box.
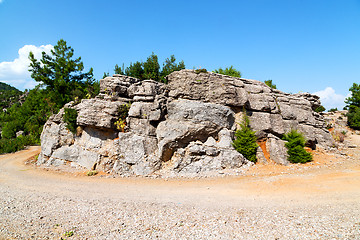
[1,0,360,110]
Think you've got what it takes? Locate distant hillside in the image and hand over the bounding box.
[0,82,20,92]
[0,82,23,110]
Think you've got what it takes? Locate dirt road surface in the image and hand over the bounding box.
[1,136,360,239]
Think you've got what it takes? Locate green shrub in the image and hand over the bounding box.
[328,108,338,112]
[118,103,131,120]
[347,106,360,129]
[283,129,312,163]
[213,66,241,78]
[314,105,326,113]
[86,170,98,176]
[232,112,258,163]
[0,135,37,154]
[264,80,276,89]
[64,231,74,237]
[114,103,131,131]
[63,108,78,134]
[195,68,207,74]
[1,120,22,139]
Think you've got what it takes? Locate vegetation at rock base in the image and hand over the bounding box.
[332,131,345,143]
[232,112,258,163]
[282,129,312,163]
[63,108,78,134]
[345,83,360,129]
[264,79,276,89]
[0,135,36,154]
[86,170,98,176]
[213,66,241,78]
[113,53,185,83]
[0,39,99,154]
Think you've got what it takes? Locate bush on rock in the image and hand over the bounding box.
[63,108,78,134]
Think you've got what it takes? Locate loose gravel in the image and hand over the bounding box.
[1,186,360,239]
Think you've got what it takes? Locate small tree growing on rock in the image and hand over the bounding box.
[232,112,258,163]
[213,66,241,78]
[264,80,276,89]
[63,108,78,134]
[282,129,312,163]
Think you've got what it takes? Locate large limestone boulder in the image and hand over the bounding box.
[166,70,249,106]
[266,134,289,165]
[76,98,128,129]
[37,70,335,177]
[100,75,140,97]
[156,99,236,161]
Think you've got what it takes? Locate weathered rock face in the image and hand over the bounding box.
[37,70,334,176]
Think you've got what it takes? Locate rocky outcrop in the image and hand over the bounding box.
[37,70,334,176]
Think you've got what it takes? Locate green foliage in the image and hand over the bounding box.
[160,55,185,83]
[1,119,22,139]
[118,103,131,120]
[0,135,37,154]
[345,83,360,129]
[63,108,78,134]
[0,82,19,91]
[143,52,160,81]
[114,63,125,75]
[314,105,326,113]
[86,170,98,176]
[345,83,360,108]
[0,82,22,110]
[29,39,98,110]
[102,72,109,79]
[116,53,185,83]
[264,79,277,89]
[232,112,258,163]
[0,40,99,154]
[195,68,208,74]
[64,231,74,237]
[0,87,55,144]
[347,107,360,129]
[283,129,312,163]
[114,103,131,131]
[328,108,338,112]
[213,66,241,78]
[125,61,145,80]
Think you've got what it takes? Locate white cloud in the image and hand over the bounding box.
[313,87,349,111]
[0,44,53,90]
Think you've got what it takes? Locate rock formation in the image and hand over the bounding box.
[37,70,334,176]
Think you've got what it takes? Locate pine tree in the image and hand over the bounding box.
[346,83,360,129]
[283,129,312,163]
[143,52,160,81]
[232,112,258,162]
[160,55,185,83]
[29,39,96,110]
[213,66,241,78]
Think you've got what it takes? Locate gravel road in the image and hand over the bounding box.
[1,141,360,239]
